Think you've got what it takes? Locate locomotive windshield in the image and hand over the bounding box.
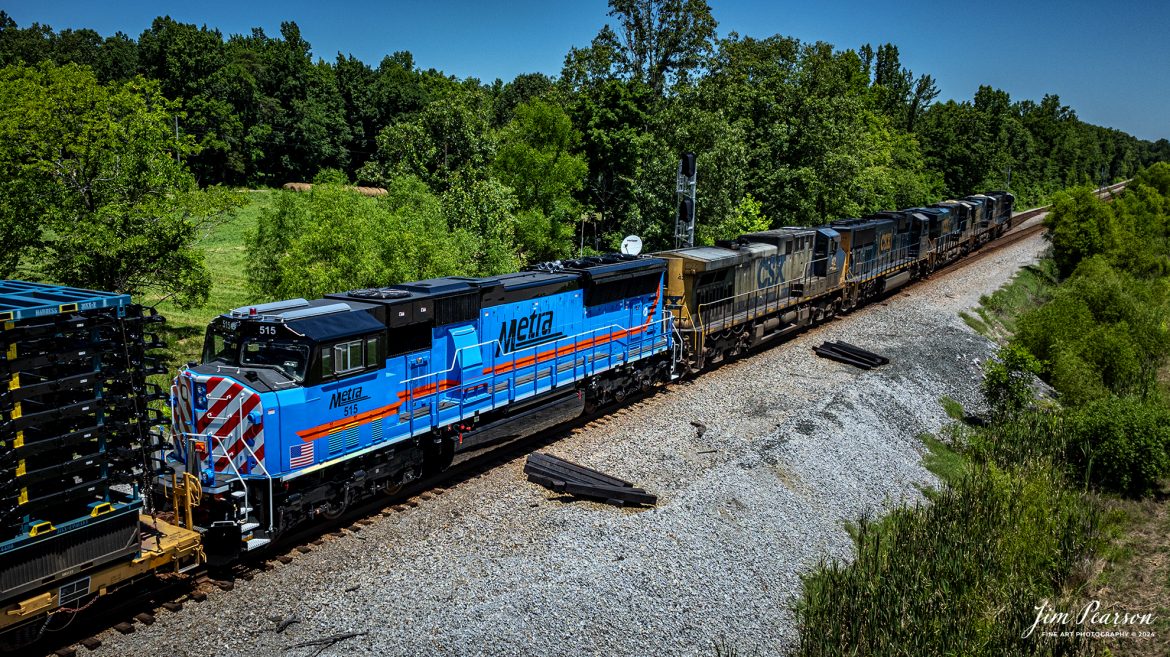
[240,339,310,381]
[201,324,310,382]
[203,325,242,366]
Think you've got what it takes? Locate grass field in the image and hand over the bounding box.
[146,189,273,368]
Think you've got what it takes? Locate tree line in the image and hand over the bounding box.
[1,2,1167,304]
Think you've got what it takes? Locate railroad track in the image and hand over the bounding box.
[24,182,1129,656]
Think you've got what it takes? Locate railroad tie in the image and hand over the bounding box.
[524,453,657,507]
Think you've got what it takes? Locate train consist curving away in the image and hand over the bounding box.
[167,189,1013,562]
[0,189,1012,644]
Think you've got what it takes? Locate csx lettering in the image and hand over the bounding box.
[499,311,556,352]
[329,386,370,409]
[757,255,784,288]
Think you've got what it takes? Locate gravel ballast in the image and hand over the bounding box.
[97,233,1051,657]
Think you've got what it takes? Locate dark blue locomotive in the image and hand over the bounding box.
[168,256,671,561]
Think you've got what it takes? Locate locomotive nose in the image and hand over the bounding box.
[170,369,267,484]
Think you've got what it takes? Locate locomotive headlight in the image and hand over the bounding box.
[195,383,208,409]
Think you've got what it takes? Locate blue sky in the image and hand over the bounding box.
[5,0,1167,140]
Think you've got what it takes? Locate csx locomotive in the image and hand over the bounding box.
[164,190,1013,564]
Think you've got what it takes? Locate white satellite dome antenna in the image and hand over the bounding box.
[620,235,643,256]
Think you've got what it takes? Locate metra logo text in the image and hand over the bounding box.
[498,311,561,352]
[329,386,371,409]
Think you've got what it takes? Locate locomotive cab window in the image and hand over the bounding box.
[334,339,364,373]
[320,333,387,378]
[366,335,382,366]
[203,326,242,367]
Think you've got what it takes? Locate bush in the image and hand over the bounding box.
[981,344,1042,420]
[1044,187,1117,278]
[1013,256,1170,403]
[1067,397,1170,497]
[963,410,1070,472]
[246,177,476,300]
[313,167,350,185]
[1046,350,1109,407]
[1132,161,1170,198]
[965,398,1170,498]
[794,465,1099,656]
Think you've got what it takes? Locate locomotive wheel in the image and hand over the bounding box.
[321,494,349,520]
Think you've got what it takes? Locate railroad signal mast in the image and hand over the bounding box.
[675,152,697,249]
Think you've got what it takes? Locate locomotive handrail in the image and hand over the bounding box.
[693,254,826,337]
[398,315,674,389]
[172,377,275,535]
[206,363,299,390]
[398,314,673,431]
[206,430,274,534]
[690,209,1010,336]
[844,243,915,283]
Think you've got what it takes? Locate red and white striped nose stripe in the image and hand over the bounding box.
[171,372,196,462]
[192,375,266,474]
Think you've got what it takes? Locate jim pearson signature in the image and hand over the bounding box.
[1024,599,1157,639]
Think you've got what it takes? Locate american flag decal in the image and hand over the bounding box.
[289,442,315,468]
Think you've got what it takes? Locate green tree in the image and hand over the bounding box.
[593,0,718,95]
[333,53,380,175]
[564,77,659,249]
[0,62,239,305]
[493,72,556,126]
[862,43,938,131]
[697,193,768,245]
[361,87,494,191]
[493,98,587,260]
[493,99,586,214]
[136,17,243,184]
[247,179,472,300]
[1044,187,1117,277]
[0,12,53,67]
[441,177,521,274]
[248,22,351,184]
[655,95,750,244]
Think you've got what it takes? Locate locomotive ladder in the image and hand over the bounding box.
[200,385,275,552]
[208,436,273,551]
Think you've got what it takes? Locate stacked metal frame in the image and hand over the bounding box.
[0,281,167,604]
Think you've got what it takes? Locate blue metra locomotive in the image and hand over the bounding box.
[168,255,671,562]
